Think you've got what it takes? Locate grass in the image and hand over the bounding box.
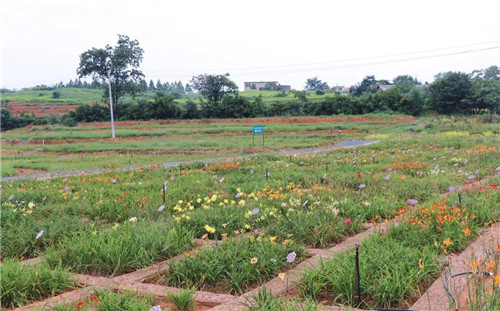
[165,237,306,294]
[42,289,157,311]
[298,189,500,308]
[167,287,196,311]
[0,116,498,308]
[1,87,104,104]
[43,221,194,276]
[245,285,321,311]
[0,259,76,309]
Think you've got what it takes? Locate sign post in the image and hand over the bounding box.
[252,126,264,147]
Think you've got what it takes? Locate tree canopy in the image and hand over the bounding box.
[190,74,238,105]
[429,72,473,114]
[77,34,144,105]
[305,77,329,91]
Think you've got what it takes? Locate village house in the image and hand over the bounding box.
[244,81,291,91]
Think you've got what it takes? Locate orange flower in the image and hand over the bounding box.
[278,272,286,280]
[443,238,454,246]
[487,262,496,270]
[418,258,424,270]
[468,259,480,271]
[251,257,258,264]
[494,274,500,286]
[461,228,471,236]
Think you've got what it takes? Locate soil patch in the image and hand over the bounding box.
[2,129,364,146]
[75,116,415,128]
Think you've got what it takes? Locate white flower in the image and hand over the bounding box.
[158,205,165,212]
[35,230,44,240]
[128,217,138,222]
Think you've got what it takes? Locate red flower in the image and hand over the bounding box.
[90,296,99,302]
[490,183,498,189]
[344,218,351,225]
[76,301,84,309]
[119,196,123,200]
[124,192,128,196]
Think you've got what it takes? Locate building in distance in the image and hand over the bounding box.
[244,81,291,92]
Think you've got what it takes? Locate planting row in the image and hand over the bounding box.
[1,129,498,309]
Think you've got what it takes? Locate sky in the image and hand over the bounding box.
[1,0,499,91]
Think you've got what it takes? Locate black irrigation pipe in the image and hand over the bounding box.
[354,244,419,311]
[444,271,493,311]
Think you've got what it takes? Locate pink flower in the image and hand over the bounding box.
[344,218,351,225]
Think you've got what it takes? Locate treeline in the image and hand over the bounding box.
[1,66,499,131]
[14,78,193,96]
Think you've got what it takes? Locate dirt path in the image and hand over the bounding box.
[0,139,378,182]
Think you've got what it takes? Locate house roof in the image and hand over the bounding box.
[244,81,279,84]
[377,85,394,91]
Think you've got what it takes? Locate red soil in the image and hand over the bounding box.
[3,129,364,145]
[4,101,79,116]
[76,116,415,128]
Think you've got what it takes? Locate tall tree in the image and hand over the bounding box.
[190,74,238,106]
[77,34,144,106]
[429,72,473,114]
[392,75,419,93]
[350,75,378,97]
[77,34,144,137]
[470,66,500,113]
[305,77,329,91]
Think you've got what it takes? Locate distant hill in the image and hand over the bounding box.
[1,86,334,116]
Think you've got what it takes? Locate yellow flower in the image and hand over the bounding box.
[269,236,277,243]
[278,273,285,280]
[28,202,35,209]
[211,194,217,202]
[244,224,251,229]
[250,257,258,264]
[204,225,216,233]
[238,200,246,206]
[197,198,202,203]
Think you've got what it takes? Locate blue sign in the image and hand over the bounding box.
[253,126,264,134]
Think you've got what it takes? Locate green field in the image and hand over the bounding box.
[1,115,499,310]
[1,86,342,106]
